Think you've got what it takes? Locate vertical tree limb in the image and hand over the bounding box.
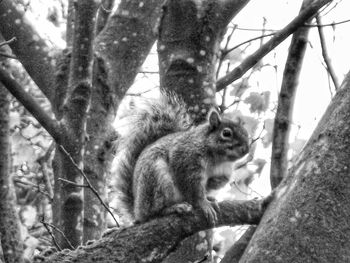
[0,84,24,263]
[96,0,115,35]
[57,0,100,248]
[316,14,340,90]
[270,0,311,189]
[80,0,166,243]
[220,226,257,263]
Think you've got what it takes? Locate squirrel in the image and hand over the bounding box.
[114,96,249,224]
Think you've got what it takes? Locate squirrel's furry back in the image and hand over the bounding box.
[114,96,192,217]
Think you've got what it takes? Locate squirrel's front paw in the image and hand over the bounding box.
[197,200,219,226]
[162,202,193,216]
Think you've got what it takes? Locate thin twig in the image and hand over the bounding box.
[233,18,350,32]
[40,217,75,250]
[305,18,350,27]
[316,14,340,90]
[58,178,89,187]
[37,142,55,200]
[13,178,52,200]
[0,52,17,59]
[216,0,332,91]
[40,217,62,251]
[217,25,236,79]
[58,145,120,227]
[0,37,16,47]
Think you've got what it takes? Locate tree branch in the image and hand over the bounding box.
[58,145,119,227]
[0,36,16,47]
[219,0,250,27]
[216,0,333,91]
[0,0,62,103]
[0,84,25,263]
[220,226,257,263]
[0,67,62,144]
[94,0,166,102]
[96,0,115,35]
[316,14,340,90]
[36,197,272,263]
[64,0,98,129]
[270,0,311,189]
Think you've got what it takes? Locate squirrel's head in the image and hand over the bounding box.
[206,109,249,162]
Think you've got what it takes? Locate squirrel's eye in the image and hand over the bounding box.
[222,128,233,138]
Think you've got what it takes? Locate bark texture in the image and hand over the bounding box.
[270,0,311,189]
[158,0,249,123]
[34,198,269,263]
[0,0,59,103]
[240,72,350,262]
[0,85,24,263]
[52,0,99,248]
[81,0,166,243]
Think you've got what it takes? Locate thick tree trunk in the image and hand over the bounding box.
[158,0,249,123]
[240,72,350,262]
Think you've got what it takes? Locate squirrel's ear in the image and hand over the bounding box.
[208,108,221,130]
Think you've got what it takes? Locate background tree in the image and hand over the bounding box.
[0,0,349,262]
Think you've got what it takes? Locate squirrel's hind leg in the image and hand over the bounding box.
[134,158,183,222]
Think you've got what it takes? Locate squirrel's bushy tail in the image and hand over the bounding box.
[114,97,191,218]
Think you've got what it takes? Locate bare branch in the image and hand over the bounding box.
[305,17,350,27]
[58,145,120,227]
[0,0,62,103]
[40,218,62,251]
[0,52,17,59]
[0,37,16,47]
[220,226,257,263]
[94,0,166,101]
[270,0,312,189]
[316,14,340,90]
[96,0,115,35]
[36,196,273,263]
[219,0,251,26]
[13,179,52,200]
[0,67,63,144]
[222,33,275,58]
[40,217,75,251]
[216,0,333,91]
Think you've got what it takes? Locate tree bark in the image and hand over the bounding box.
[0,84,24,263]
[52,0,99,248]
[0,0,61,104]
[158,0,249,123]
[240,71,350,262]
[270,0,311,189]
[34,198,269,263]
[81,0,166,243]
